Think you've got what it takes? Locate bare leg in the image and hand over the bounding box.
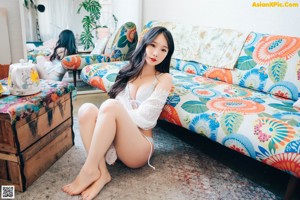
[81,159,111,200]
[75,103,112,200]
[63,99,150,195]
[62,99,152,196]
[62,102,115,195]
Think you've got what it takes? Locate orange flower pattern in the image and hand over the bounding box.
[253,36,300,65]
[206,98,265,114]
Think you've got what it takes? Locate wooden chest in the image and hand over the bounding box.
[0,92,74,192]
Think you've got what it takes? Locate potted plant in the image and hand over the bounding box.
[77,0,108,50]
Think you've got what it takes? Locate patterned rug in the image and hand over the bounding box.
[16,117,298,200]
[15,115,295,200]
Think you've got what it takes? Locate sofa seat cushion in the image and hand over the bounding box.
[161,69,300,178]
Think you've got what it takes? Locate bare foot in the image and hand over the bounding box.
[62,167,100,195]
[81,170,112,200]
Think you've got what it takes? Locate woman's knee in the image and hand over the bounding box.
[78,103,98,123]
[99,99,123,114]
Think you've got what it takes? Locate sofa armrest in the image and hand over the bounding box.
[61,54,111,71]
[81,61,129,92]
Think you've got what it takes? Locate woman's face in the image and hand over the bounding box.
[145,33,169,66]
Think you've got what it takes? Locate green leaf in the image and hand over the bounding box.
[282,101,294,106]
[244,47,254,57]
[89,0,101,20]
[269,103,298,112]
[268,140,276,154]
[298,50,300,57]
[258,112,273,118]
[198,97,209,103]
[117,35,128,48]
[173,75,193,81]
[90,55,97,61]
[106,73,117,82]
[80,31,94,50]
[220,112,244,135]
[181,101,208,114]
[236,56,257,70]
[82,16,93,31]
[268,59,287,83]
[281,118,299,127]
[125,22,135,29]
[78,0,102,49]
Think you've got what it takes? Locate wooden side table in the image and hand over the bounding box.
[0,79,75,192]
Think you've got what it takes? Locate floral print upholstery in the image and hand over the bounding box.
[152,22,300,101]
[61,22,138,71]
[80,21,300,178]
[27,49,52,63]
[0,79,74,124]
[140,21,249,70]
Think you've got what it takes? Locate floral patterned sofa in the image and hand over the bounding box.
[61,22,138,86]
[80,21,300,190]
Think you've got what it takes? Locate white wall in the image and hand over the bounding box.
[142,0,300,37]
[36,0,75,41]
[0,8,11,64]
[0,0,26,64]
[112,0,142,32]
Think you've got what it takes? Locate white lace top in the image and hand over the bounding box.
[115,74,170,130]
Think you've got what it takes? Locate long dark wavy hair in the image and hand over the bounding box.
[50,29,77,61]
[108,26,174,99]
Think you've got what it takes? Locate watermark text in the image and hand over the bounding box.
[252,1,299,7]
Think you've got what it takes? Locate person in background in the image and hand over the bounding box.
[62,26,175,200]
[36,29,77,81]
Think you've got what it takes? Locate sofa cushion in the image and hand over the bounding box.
[140,21,249,70]
[160,68,300,178]
[104,22,138,61]
[170,32,300,101]
[80,61,129,91]
[145,21,300,101]
[235,32,300,101]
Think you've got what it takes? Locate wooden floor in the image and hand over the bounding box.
[72,92,109,115]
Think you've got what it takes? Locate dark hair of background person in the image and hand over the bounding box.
[108,26,175,99]
[50,29,77,61]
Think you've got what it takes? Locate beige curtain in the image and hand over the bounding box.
[99,0,115,33]
[24,4,38,41]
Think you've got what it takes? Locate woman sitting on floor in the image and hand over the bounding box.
[62,26,175,200]
[36,29,77,81]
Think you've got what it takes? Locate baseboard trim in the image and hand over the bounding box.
[76,90,104,95]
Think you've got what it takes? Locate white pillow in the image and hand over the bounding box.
[26,43,37,52]
[293,99,300,108]
[91,36,109,55]
[104,31,117,55]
